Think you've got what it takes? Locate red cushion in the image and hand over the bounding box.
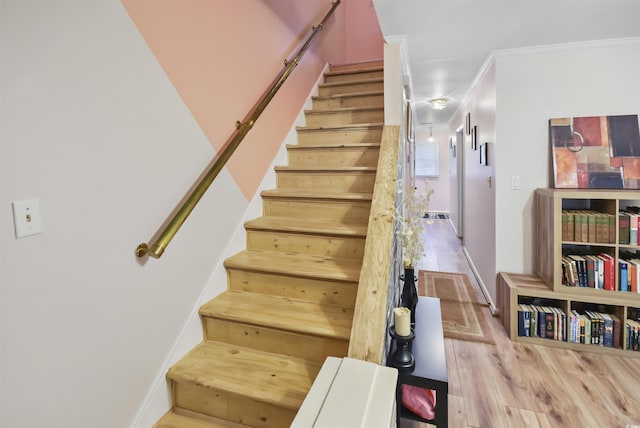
[401,384,436,420]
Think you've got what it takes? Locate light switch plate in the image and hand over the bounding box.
[12,198,43,238]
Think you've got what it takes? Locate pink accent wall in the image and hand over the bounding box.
[121,0,382,200]
[344,0,385,62]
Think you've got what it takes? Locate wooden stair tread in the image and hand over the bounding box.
[245,216,367,237]
[167,341,320,410]
[318,77,383,88]
[261,189,372,201]
[200,291,353,340]
[329,60,384,72]
[274,166,376,173]
[155,410,251,428]
[304,106,384,114]
[286,143,380,150]
[324,66,383,77]
[312,90,384,100]
[224,250,361,282]
[296,122,383,132]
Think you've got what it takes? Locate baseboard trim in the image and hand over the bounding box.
[462,247,499,316]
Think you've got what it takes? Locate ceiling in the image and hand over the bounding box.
[372,0,640,130]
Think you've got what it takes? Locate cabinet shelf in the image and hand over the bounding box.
[497,188,640,357]
[499,271,640,357]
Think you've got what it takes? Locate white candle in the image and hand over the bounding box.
[394,307,411,336]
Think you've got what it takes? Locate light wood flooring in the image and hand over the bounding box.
[403,218,640,428]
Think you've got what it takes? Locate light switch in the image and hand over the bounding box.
[511,175,521,190]
[12,198,43,238]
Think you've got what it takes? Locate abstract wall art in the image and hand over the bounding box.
[550,115,640,189]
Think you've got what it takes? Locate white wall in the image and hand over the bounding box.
[495,38,640,275]
[449,62,497,308]
[0,3,245,427]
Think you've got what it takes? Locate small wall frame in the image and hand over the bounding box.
[480,143,488,166]
[471,125,477,151]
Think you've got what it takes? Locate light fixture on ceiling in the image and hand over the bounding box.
[428,127,434,142]
[430,98,448,110]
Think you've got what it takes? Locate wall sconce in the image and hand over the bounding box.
[428,127,434,142]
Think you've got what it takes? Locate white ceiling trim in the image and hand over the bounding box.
[492,36,640,59]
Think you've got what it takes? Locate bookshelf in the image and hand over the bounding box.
[497,188,640,357]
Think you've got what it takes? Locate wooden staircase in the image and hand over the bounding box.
[154,60,384,428]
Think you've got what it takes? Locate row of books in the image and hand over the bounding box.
[561,210,614,244]
[517,305,623,348]
[561,253,640,292]
[561,253,614,289]
[517,304,567,341]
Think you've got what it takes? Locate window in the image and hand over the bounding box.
[415,140,439,177]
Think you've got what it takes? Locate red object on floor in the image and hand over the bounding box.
[401,384,436,420]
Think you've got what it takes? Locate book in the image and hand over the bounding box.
[582,314,591,345]
[587,212,597,242]
[568,255,587,287]
[619,211,630,244]
[609,214,616,244]
[611,314,622,349]
[518,304,531,337]
[595,213,609,244]
[545,308,555,339]
[584,255,596,288]
[618,260,629,292]
[579,211,589,242]
[629,211,639,245]
[626,258,639,292]
[562,256,577,287]
[601,313,614,347]
[570,310,581,343]
[599,253,615,291]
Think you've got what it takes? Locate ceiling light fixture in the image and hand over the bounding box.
[430,98,448,110]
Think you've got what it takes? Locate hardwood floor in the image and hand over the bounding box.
[402,218,640,428]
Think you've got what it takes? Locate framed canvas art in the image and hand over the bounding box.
[550,115,640,189]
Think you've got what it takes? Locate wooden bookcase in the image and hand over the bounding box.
[498,188,640,357]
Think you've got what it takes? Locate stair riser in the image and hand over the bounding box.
[319,80,383,96]
[324,69,383,83]
[330,61,384,73]
[246,230,365,260]
[202,318,349,363]
[312,93,384,110]
[297,127,383,146]
[263,198,371,223]
[288,147,380,168]
[173,382,297,428]
[276,171,376,192]
[304,109,384,127]
[227,269,357,307]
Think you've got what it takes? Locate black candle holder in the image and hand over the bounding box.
[388,325,415,371]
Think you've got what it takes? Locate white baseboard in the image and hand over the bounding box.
[462,247,499,316]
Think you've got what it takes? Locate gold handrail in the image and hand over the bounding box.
[136,1,341,259]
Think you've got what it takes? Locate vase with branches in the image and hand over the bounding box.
[394,183,433,324]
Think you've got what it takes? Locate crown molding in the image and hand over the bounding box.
[492,36,640,58]
[451,36,640,129]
